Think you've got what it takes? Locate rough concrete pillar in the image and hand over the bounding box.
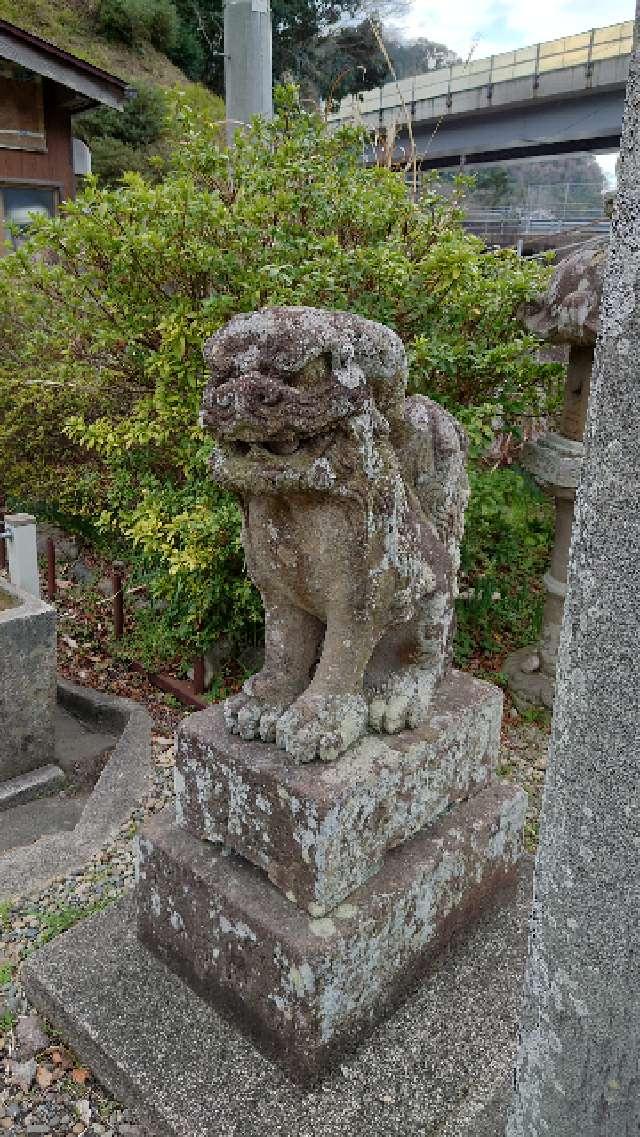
[6,512,40,598]
[224,0,273,146]
[506,9,640,1131]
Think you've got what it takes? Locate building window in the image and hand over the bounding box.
[0,185,57,249]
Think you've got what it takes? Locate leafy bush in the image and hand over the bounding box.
[74,85,170,186]
[97,0,179,52]
[455,467,553,666]
[0,88,557,666]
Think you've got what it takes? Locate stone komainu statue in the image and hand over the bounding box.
[201,307,468,763]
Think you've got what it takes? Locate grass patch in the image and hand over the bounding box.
[455,466,553,668]
[33,900,111,946]
[0,963,14,987]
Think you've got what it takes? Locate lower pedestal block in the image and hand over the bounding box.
[137,781,526,1083]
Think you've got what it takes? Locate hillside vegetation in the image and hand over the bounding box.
[0,0,191,87]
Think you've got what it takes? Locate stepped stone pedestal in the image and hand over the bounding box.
[137,671,526,1082]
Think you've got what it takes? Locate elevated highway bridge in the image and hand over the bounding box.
[328,21,633,168]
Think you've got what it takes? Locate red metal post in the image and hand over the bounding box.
[112,561,124,639]
[46,537,56,602]
[192,655,205,696]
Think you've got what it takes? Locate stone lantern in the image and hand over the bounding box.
[505,239,606,709]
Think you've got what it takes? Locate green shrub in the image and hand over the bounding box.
[168,22,206,80]
[0,87,557,666]
[76,86,167,149]
[74,85,170,186]
[455,466,554,666]
[97,0,179,51]
[147,0,180,52]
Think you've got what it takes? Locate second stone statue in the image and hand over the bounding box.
[200,305,469,762]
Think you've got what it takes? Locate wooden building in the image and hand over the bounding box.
[0,19,128,248]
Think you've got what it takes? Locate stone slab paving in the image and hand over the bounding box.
[23,859,533,1137]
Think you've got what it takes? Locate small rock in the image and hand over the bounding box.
[69,560,98,587]
[15,1013,49,1060]
[520,652,541,674]
[9,1057,37,1091]
[37,525,78,562]
[75,1100,91,1125]
[35,1064,54,1089]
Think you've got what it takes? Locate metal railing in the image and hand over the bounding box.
[329,20,634,124]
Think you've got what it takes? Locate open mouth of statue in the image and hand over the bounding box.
[230,437,302,457]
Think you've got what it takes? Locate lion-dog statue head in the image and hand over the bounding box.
[201,306,468,763]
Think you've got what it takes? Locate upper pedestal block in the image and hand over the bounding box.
[175,671,502,915]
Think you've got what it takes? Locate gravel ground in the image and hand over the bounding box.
[1,730,176,1137]
[1,705,549,1137]
[499,708,551,851]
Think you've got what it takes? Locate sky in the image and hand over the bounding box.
[398,0,636,182]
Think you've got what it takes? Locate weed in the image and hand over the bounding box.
[519,705,552,728]
[33,901,110,946]
[455,466,553,666]
[0,1009,15,1032]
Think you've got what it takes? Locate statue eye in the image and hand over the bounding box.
[295,354,333,387]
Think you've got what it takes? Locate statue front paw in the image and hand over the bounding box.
[275,692,368,763]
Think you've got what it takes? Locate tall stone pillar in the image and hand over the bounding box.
[506,8,640,1131]
[505,242,606,709]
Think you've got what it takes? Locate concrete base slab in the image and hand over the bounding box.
[0,790,88,854]
[0,763,65,813]
[54,704,117,784]
[0,682,152,902]
[176,671,502,914]
[137,781,526,1081]
[504,646,555,711]
[23,860,533,1137]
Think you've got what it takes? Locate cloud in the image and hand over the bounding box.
[398,0,635,60]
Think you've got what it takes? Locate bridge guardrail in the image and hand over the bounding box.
[330,20,634,123]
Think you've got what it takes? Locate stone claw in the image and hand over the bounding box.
[367,668,439,734]
[236,701,263,740]
[223,691,251,733]
[275,693,368,763]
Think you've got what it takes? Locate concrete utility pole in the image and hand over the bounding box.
[506,3,640,1134]
[224,0,273,146]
